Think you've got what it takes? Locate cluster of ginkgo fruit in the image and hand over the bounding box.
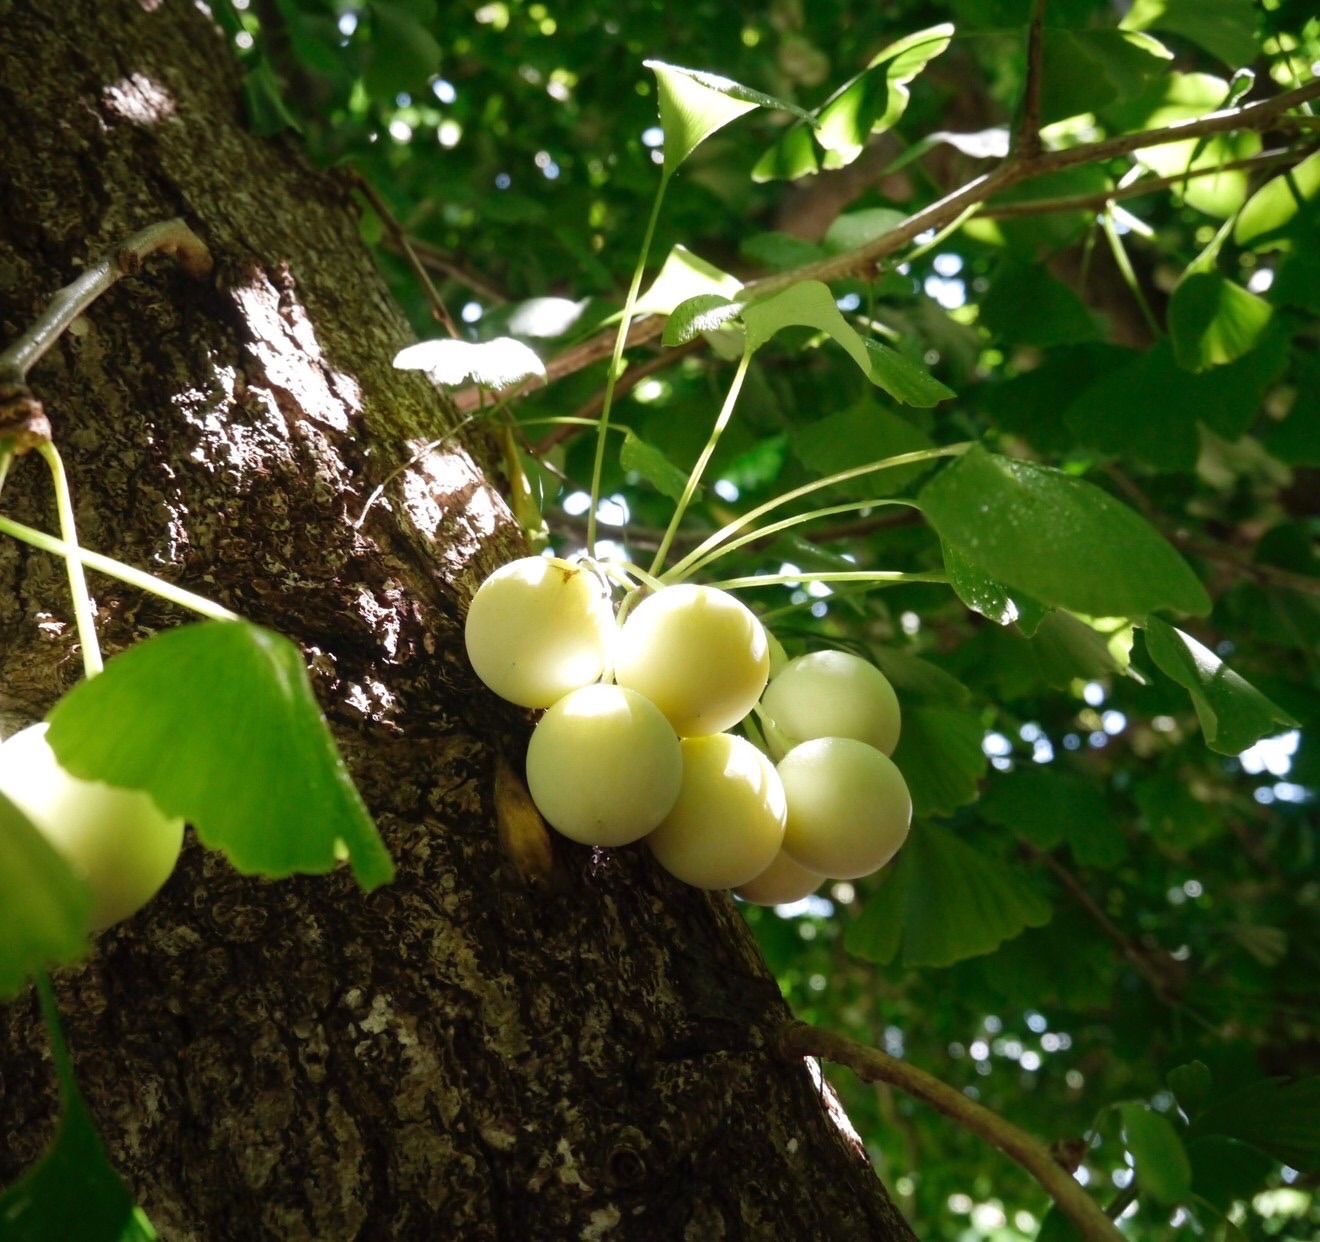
[465,555,913,904]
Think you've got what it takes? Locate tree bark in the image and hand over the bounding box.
[0,4,912,1238]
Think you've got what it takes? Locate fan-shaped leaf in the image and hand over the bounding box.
[394,337,546,390]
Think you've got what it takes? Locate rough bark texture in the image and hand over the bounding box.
[0,3,913,1238]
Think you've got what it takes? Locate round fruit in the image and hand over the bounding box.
[613,585,769,737]
[734,848,825,907]
[762,649,901,757]
[464,555,615,708]
[0,723,184,930]
[525,684,682,846]
[777,737,911,879]
[647,733,786,890]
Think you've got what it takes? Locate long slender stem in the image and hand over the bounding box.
[35,974,78,1101]
[664,443,971,583]
[0,515,240,622]
[1101,210,1162,338]
[649,350,753,576]
[782,1022,1123,1242]
[708,569,946,591]
[669,499,914,583]
[586,179,669,554]
[37,444,102,678]
[0,442,12,496]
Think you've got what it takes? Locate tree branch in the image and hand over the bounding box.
[452,79,1319,410]
[391,235,510,306]
[781,1022,1123,1242]
[0,219,212,452]
[1016,0,1049,160]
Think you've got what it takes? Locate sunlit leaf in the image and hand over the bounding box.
[816,24,954,165]
[662,293,742,346]
[1169,272,1273,372]
[46,622,394,890]
[919,446,1211,618]
[645,60,810,177]
[864,341,954,406]
[634,245,743,316]
[1143,617,1298,754]
[1122,0,1259,69]
[941,543,1048,634]
[1030,611,1135,688]
[1120,1103,1193,1205]
[620,431,691,502]
[741,281,871,373]
[1038,29,1171,125]
[891,705,987,817]
[846,822,1052,968]
[394,337,546,390]
[0,792,91,1000]
[1234,148,1320,250]
[751,122,819,183]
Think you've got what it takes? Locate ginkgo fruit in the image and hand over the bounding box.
[525,684,682,846]
[777,737,911,879]
[465,555,615,708]
[0,723,184,930]
[761,649,901,757]
[613,585,769,737]
[647,732,786,889]
[735,848,825,907]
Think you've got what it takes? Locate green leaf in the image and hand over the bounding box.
[1121,0,1259,69]
[942,542,1048,633]
[816,24,954,165]
[846,822,1052,968]
[1120,1103,1193,1205]
[979,262,1101,348]
[364,0,443,100]
[0,792,92,1000]
[1029,611,1135,688]
[739,232,827,271]
[919,445,1211,618]
[980,767,1127,868]
[1143,617,1298,755]
[751,123,819,183]
[1168,1061,1213,1117]
[1188,1136,1277,1213]
[793,403,935,498]
[634,245,743,316]
[45,622,393,891]
[867,647,971,707]
[1038,29,1172,126]
[393,337,546,390]
[0,986,157,1240]
[823,208,907,254]
[645,60,810,177]
[1235,149,1320,250]
[240,60,302,137]
[1169,272,1273,372]
[620,431,691,502]
[891,705,987,817]
[741,281,871,373]
[864,341,954,407]
[662,293,743,346]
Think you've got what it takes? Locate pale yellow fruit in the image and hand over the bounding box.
[734,848,825,907]
[0,723,184,930]
[525,684,681,846]
[762,649,901,757]
[464,556,614,708]
[647,733,786,889]
[778,737,911,879]
[614,585,769,737]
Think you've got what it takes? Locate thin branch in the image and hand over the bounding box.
[982,148,1308,218]
[393,236,509,306]
[1016,0,1049,160]
[453,80,1320,409]
[781,1022,1123,1242]
[352,174,460,338]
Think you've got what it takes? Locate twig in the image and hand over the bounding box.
[1016,0,1049,160]
[781,1021,1123,1242]
[452,80,1320,410]
[352,174,460,338]
[390,236,509,306]
[982,148,1308,218]
[0,219,212,453]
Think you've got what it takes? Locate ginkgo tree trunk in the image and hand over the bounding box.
[0,2,913,1237]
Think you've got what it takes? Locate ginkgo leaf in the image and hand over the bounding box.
[621,431,691,502]
[393,336,546,390]
[1234,148,1320,250]
[633,245,743,317]
[645,60,811,177]
[741,281,870,371]
[0,792,91,1000]
[662,293,744,346]
[864,340,954,406]
[46,622,394,891]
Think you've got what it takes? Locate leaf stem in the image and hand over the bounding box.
[36,443,102,678]
[707,569,946,591]
[649,349,752,576]
[35,973,79,1102]
[669,499,915,582]
[1101,209,1162,338]
[0,514,240,623]
[781,1021,1123,1242]
[664,443,969,582]
[586,178,668,554]
[618,561,667,592]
